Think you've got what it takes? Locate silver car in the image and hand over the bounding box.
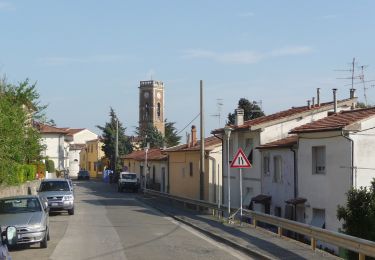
[38,179,75,215]
[0,195,49,248]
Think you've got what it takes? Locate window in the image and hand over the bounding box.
[263,153,270,175]
[152,166,156,183]
[274,206,282,217]
[88,162,91,171]
[273,156,282,183]
[157,103,161,117]
[94,162,97,171]
[312,146,326,174]
[189,162,193,176]
[245,138,254,164]
[311,208,326,229]
[145,103,149,120]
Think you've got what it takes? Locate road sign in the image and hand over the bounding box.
[230,148,252,168]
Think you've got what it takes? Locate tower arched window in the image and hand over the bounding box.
[145,103,149,121]
[157,103,161,118]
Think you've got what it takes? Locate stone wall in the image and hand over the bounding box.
[0,180,41,198]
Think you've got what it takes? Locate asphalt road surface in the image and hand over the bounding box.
[10,180,251,260]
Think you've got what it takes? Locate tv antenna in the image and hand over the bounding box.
[335,57,359,90]
[210,98,224,127]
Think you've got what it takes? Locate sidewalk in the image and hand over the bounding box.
[138,196,341,260]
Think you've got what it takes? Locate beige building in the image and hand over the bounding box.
[80,138,105,178]
[121,148,168,192]
[165,126,222,204]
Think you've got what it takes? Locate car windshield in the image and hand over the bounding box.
[0,198,41,214]
[122,174,136,179]
[39,181,70,192]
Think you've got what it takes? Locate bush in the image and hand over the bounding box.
[46,160,55,173]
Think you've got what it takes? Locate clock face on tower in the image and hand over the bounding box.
[156,92,161,100]
[143,92,149,98]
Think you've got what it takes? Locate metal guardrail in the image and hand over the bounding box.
[144,189,375,259]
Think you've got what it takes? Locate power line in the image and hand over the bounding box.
[176,113,200,135]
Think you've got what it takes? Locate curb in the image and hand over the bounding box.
[138,197,273,260]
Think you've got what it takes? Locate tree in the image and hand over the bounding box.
[337,179,375,259]
[227,98,265,125]
[135,124,164,149]
[0,77,46,184]
[164,120,181,147]
[97,108,133,171]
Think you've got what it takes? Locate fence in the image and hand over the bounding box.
[144,189,375,260]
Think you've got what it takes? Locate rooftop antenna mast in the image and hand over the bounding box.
[335,57,358,90]
[210,98,223,127]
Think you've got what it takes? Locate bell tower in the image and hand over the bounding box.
[139,80,165,135]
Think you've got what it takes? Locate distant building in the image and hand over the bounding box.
[121,148,168,192]
[139,80,165,135]
[166,126,222,204]
[80,138,105,178]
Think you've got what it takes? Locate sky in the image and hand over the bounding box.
[1,1,375,137]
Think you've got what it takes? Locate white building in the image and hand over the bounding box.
[212,91,356,213]
[62,128,98,177]
[290,107,375,235]
[38,124,98,177]
[38,124,69,171]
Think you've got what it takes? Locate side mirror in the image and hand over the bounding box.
[5,226,17,246]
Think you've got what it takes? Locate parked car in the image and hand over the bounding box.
[77,170,90,180]
[38,179,75,215]
[0,195,50,248]
[118,172,140,193]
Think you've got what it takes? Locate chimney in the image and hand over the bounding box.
[186,133,191,147]
[350,88,356,109]
[312,97,315,107]
[333,88,337,113]
[317,88,321,107]
[307,100,311,109]
[235,108,244,126]
[191,125,197,146]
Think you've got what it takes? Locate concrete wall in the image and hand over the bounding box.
[298,132,351,233]
[0,180,41,198]
[261,148,295,217]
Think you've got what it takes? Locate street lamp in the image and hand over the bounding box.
[144,142,150,192]
[224,125,233,216]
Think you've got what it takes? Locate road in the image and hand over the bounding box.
[10,180,251,260]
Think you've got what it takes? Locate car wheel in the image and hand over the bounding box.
[68,207,75,215]
[40,233,48,248]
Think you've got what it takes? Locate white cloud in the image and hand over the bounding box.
[238,12,254,17]
[182,46,313,64]
[38,55,124,66]
[0,1,14,11]
[269,46,313,57]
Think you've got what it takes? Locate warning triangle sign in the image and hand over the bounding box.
[230,148,252,168]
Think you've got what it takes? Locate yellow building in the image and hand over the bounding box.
[80,138,105,178]
[121,148,168,192]
[165,126,222,203]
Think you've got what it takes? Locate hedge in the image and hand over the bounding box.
[0,160,37,185]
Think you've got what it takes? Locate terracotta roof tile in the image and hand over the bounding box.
[165,136,221,152]
[212,99,354,134]
[35,123,67,134]
[257,135,298,149]
[122,148,167,161]
[290,107,375,133]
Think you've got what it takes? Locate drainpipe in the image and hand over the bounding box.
[341,130,354,188]
[290,147,297,221]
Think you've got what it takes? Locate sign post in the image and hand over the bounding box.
[230,148,252,219]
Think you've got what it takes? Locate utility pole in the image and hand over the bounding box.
[115,118,119,172]
[200,80,205,200]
